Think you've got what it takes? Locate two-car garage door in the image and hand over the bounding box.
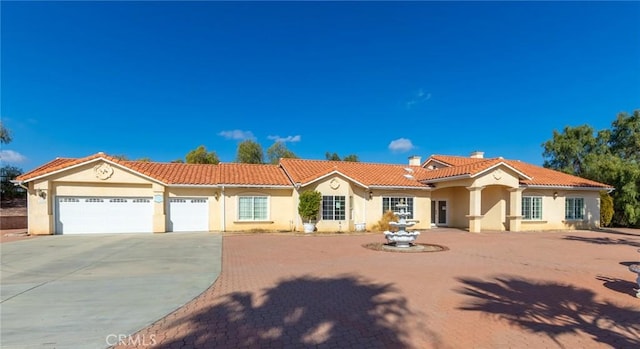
[56,197,153,234]
[55,196,210,234]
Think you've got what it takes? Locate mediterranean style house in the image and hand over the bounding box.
[15,151,612,235]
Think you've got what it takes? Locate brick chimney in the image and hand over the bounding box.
[408,155,422,166]
[470,151,484,159]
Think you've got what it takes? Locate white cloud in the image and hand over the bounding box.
[0,150,27,163]
[267,135,302,143]
[388,138,415,153]
[218,130,255,140]
[406,88,432,109]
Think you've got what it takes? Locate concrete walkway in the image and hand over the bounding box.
[0,233,222,349]
[117,228,640,349]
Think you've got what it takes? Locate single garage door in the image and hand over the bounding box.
[168,198,209,232]
[56,197,153,234]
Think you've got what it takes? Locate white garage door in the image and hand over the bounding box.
[168,198,209,232]
[56,197,153,234]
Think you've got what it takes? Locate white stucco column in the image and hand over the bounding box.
[507,187,524,232]
[466,186,485,233]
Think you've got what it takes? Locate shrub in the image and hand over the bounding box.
[371,210,399,231]
[298,190,322,223]
[600,191,614,227]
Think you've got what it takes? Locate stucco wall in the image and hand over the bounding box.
[27,181,52,235]
[367,188,431,231]
[480,186,509,231]
[222,187,295,232]
[520,189,601,231]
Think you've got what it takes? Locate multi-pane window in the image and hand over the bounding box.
[565,198,584,220]
[522,196,542,220]
[382,197,414,219]
[322,196,346,220]
[238,196,268,221]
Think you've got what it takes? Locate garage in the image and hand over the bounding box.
[56,196,153,234]
[168,198,209,232]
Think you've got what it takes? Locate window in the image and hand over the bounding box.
[238,196,268,221]
[565,198,584,220]
[522,196,542,220]
[382,197,414,219]
[322,195,345,220]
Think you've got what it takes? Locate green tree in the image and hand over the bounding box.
[542,110,640,227]
[1,166,24,200]
[610,110,640,162]
[343,154,360,162]
[325,152,341,161]
[112,154,130,161]
[136,157,152,162]
[237,140,264,164]
[171,159,185,163]
[186,145,220,164]
[0,122,12,144]
[542,125,600,175]
[266,142,297,164]
[325,152,359,162]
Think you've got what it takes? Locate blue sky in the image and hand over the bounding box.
[2,1,639,172]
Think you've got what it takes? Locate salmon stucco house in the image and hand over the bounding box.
[15,151,612,235]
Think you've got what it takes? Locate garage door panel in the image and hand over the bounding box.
[169,198,209,232]
[56,197,152,234]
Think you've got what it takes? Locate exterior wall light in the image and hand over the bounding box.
[553,192,558,199]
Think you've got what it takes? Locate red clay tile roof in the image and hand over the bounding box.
[16,153,124,182]
[279,158,431,188]
[17,152,612,189]
[219,163,292,186]
[17,153,290,186]
[124,161,218,185]
[422,155,612,189]
[417,158,508,181]
[504,160,611,188]
[427,155,487,167]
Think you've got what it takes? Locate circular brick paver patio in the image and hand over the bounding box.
[116,229,640,349]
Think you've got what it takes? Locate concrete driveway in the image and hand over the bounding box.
[0,233,221,349]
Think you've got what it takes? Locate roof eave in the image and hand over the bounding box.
[522,184,613,191]
[420,174,472,183]
[300,170,368,189]
[369,185,433,190]
[471,162,532,180]
[17,157,168,186]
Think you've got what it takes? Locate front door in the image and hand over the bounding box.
[431,200,448,226]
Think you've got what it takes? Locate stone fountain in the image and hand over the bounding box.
[383,201,420,248]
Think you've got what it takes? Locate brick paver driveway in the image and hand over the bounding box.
[118,229,640,349]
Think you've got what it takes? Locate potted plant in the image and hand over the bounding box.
[298,190,322,233]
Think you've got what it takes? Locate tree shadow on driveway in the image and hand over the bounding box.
[456,275,640,348]
[135,275,431,348]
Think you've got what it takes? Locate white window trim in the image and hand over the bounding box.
[382,196,415,219]
[565,197,585,220]
[237,195,270,221]
[322,195,346,221]
[522,196,543,221]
